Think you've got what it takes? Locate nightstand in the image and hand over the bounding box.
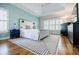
[10,29,20,39]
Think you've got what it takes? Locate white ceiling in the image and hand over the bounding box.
[11,3,76,18]
[11,3,42,16]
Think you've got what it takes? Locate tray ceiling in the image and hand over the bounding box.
[11,3,76,18]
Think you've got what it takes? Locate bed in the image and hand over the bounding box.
[20,29,49,40]
[20,19,49,40]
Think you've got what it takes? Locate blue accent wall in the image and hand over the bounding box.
[0,3,40,39]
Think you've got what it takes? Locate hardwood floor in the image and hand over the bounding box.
[0,39,34,55]
[57,36,79,55]
[0,36,79,55]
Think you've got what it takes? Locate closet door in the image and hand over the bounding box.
[74,23,79,47]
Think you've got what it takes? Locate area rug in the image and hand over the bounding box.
[9,35,61,55]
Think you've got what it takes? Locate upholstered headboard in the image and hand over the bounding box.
[20,19,35,29]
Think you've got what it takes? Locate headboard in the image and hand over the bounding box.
[20,19,35,29]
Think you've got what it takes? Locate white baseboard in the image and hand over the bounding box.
[0,37,10,40]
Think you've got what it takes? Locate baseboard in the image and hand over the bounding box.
[0,37,10,40]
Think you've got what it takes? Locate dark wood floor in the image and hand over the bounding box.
[0,36,79,55]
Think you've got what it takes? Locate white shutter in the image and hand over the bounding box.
[0,9,8,33]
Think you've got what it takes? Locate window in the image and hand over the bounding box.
[44,18,63,30]
[0,8,8,33]
[44,20,49,29]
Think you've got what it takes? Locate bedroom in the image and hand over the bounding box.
[0,3,78,55]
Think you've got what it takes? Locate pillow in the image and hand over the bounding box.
[26,25,31,29]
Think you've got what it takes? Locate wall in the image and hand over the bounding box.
[0,3,40,40]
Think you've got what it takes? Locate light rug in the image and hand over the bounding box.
[9,35,61,55]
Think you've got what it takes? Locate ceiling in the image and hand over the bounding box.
[11,3,76,19]
[11,3,42,16]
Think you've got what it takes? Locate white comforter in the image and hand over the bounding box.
[20,29,49,40]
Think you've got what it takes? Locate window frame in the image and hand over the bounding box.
[0,8,9,33]
[43,19,62,30]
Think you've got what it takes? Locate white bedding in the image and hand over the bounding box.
[39,30,49,40]
[20,29,49,40]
